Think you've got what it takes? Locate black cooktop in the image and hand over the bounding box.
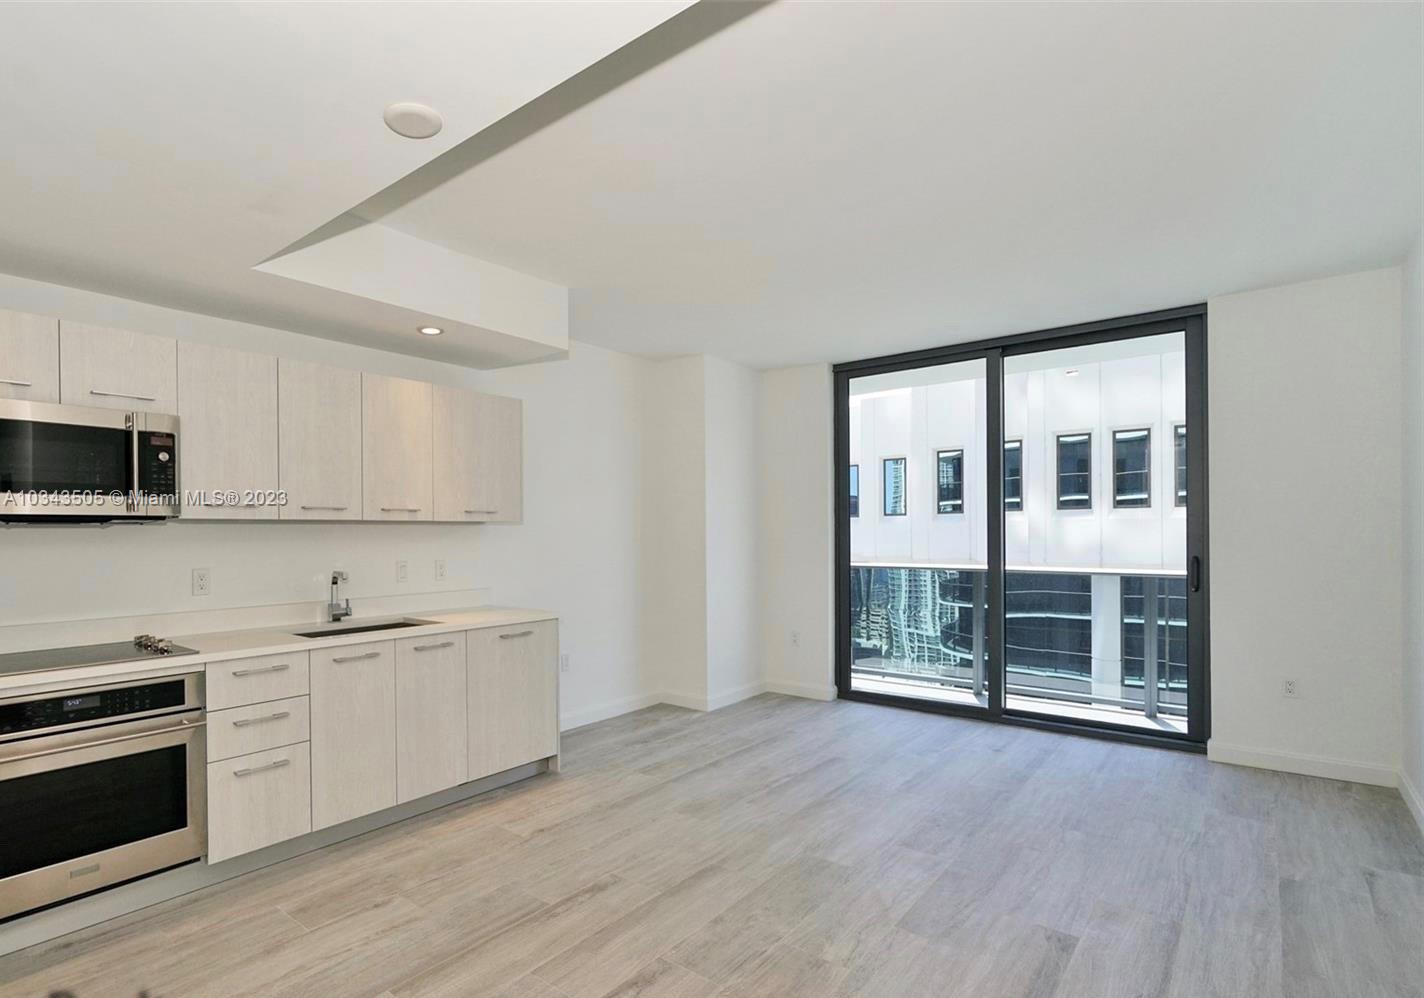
[0,640,198,679]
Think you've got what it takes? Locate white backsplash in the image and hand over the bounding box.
[0,519,495,653]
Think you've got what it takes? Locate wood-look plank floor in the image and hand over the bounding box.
[2,694,1420,998]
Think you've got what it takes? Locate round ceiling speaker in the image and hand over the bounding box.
[383,102,443,140]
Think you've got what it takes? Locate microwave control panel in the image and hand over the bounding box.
[138,432,177,497]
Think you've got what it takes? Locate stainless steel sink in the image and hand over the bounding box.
[291,618,437,639]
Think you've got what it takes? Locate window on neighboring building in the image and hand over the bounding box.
[1004,439,1023,511]
[849,464,859,517]
[883,457,906,516]
[1056,433,1092,510]
[1113,428,1151,508]
[1174,424,1187,507]
[936,449,963,514]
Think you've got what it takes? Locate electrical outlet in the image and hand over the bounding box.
[396,560,408,583]
[1282,678,1299,699]
[434,559,446,581]
[192,568,211,597]
[790,630,801,648]
[560,653,570,674]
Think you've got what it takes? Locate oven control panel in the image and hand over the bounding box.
[0,680,186,737]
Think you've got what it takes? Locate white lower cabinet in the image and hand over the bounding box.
[207,652,309,711]
[204,620,558,863]
[468,621,559,781]
[207,696,310,762]
[395,633,468,802]
[309,640,397,830]
[207,743,312,864]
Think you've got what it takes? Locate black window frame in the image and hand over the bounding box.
[1112,427,1152,509]
[849,464,859,518]
[1003,439,1023,512]
[833,303,1211,752]
[1174,424,1187,507]
[882,457,907,517]
[935,449,964,515]
[1056,432,1093,511]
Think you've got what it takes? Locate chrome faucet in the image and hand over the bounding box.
[328,571,352,622]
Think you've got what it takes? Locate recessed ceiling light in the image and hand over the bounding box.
[383,102,443,140]
[418,326,443,336]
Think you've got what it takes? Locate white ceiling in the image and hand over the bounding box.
[0,1,689,365]
[0,2,1419,371]
[373,0,1424,368]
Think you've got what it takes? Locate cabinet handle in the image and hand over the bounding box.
[90,388,158,402]
[233,758,291,777]
[0,378,32,387]
[231,711,290,728]
[332,650,381,663]
[300,505,349,512]
[380,507,422,513]
[413,641,454,652]
[464,509,497,514]
[230,663,290,677]
[499,630,534,640]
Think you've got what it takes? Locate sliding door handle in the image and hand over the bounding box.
[1190,556,1202,593]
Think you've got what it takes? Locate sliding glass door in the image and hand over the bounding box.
[834,308,1209,746]
[845,357,995,709]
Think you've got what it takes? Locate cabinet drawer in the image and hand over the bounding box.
[207,652,310,710]
[207,743,311,863]
[207,696,309,762]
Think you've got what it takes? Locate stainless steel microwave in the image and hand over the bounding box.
[0,399,180,522]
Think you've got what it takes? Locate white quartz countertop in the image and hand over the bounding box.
[0,606,557,697]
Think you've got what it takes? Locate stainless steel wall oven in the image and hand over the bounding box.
[0,674,205,920]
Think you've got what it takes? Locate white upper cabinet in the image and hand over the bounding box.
[433,386,523,523]
[363,373,433,521]
[178,341,278,519]
[0,309,59,403]
[59,321,177,413]
[278,359,362,521]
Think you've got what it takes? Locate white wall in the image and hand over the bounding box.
[1208,267,1404,786]
[640,356,710,708]
[757,364,836,700]
[1402,234,1424,827]
[639,354,764,711]
[703,355,761,706]
[0,272,650,731]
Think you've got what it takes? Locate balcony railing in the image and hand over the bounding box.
[849,563,1188,723]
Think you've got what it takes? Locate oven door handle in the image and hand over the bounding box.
[0,718,205,764]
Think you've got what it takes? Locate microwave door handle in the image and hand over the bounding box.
[128,413,140,513]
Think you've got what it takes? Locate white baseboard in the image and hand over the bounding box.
[560,691,665,732]
[659,690,710,712]
[765,678,838,701]
[706,681,767,711]
[1400,767,1424,837]
[1207,740,1399,788]
[561,679,835,730]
